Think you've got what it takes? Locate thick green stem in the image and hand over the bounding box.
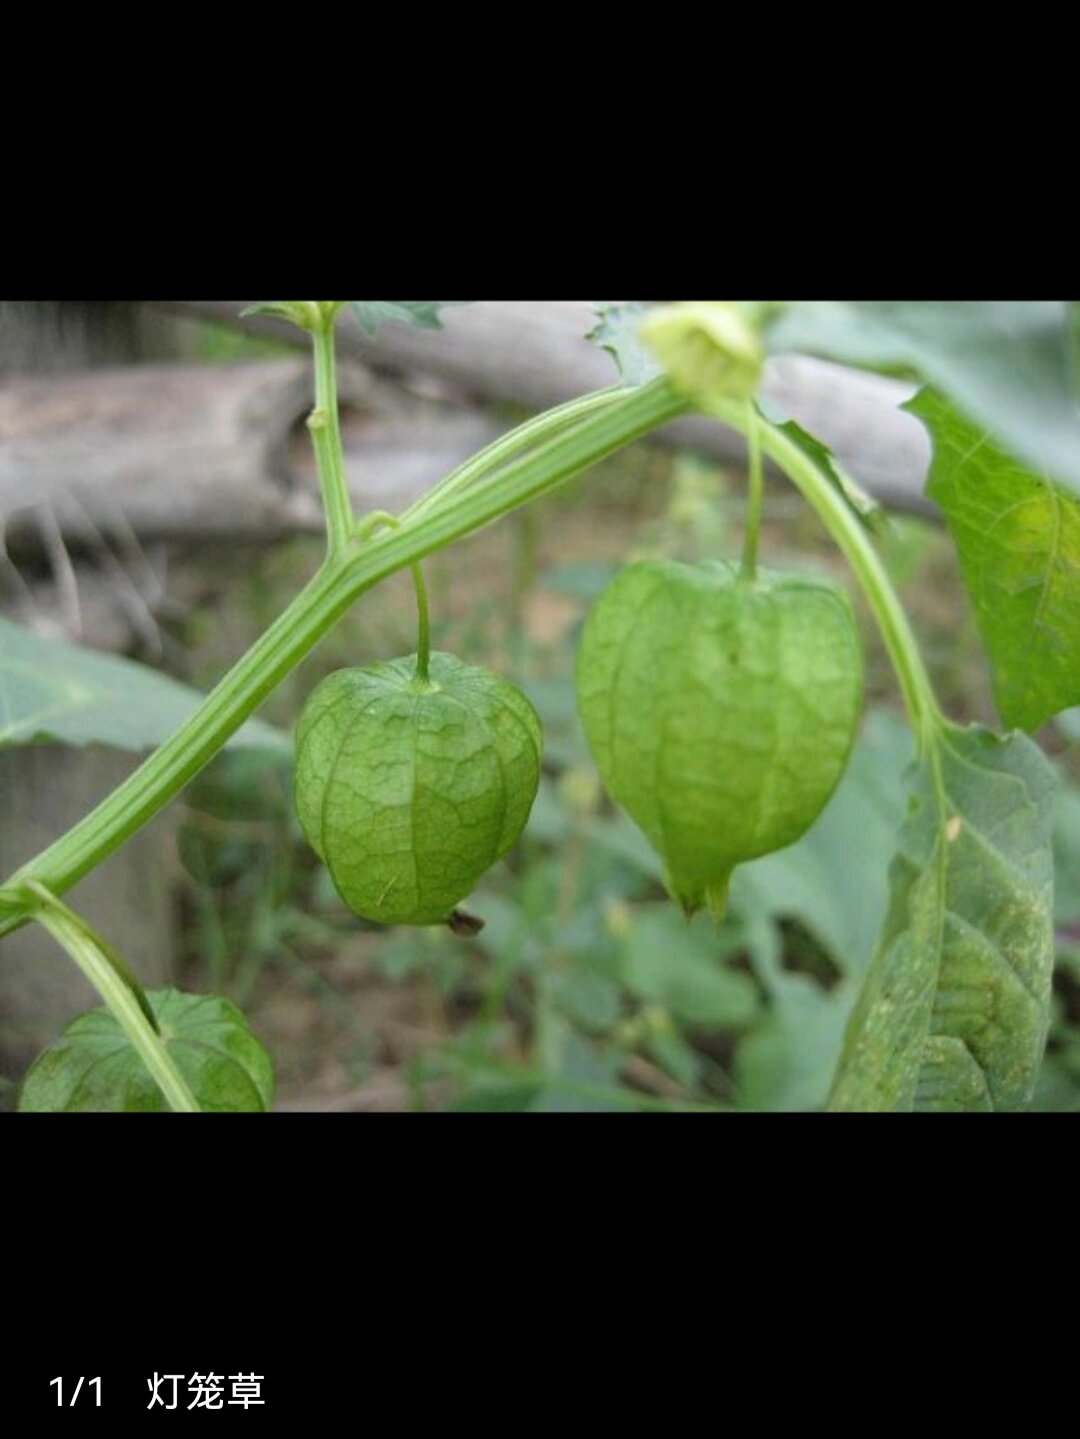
[400,387,624,524]
[309,319,354,554]
[0,379,688,940]
[24,883,200,1113]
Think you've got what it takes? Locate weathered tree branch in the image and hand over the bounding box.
[154,300,933,515]
[0,361,504,545]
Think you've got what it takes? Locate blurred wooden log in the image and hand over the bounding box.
[0,747,177,1086]
[0,301,192,377]
[0,362,324,544]
[155,300,933,515]
[0,362,505,545]
[0,303,184,1096]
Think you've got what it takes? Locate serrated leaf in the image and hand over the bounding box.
[0,619,289,754]
[350,301,472,338]
[829,724,1057,1113]
[587,302,663,388]
[910,389,1080,732]
[19,989,274,1113]
[240,301,311,324]
[765,300,1080,496]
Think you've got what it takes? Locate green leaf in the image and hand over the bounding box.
[587,302,663,388]
[620,907,760,1029]
[765,301,1080,496]
[0,619,289,754]
[350,301,472,337]
[1053,783,1080,928]
[829,724,1057,1113]
[19,990,274,1113]
[240,301,318,328]
[910,389,1080,732]
[644,1030,703,1091]
[553,971,624,1033]
[448,1081,548,1113]
[737,974,855,1113]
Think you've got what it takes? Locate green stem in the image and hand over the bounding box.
[740,401,764,583]
[24,883,200,1113]
[412,563,431,683]
[309,319,354,554]
[706,397,942,742]
[400,387,625,523]
[0,379,688,940]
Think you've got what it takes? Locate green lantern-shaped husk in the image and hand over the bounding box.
[295,654,541,927]
[577,560,863,920]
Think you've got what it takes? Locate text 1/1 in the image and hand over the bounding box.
[51,1378,102,1407]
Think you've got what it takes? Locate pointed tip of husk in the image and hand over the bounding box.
[705,875,732,927]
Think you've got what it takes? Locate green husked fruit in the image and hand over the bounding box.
[294,653,541,927]
[577,560,863,919]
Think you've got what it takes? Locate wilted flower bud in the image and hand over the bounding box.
[640,301,767,406]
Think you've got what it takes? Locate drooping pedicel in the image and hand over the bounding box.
[294,653,541,927]
[577,560,863,919]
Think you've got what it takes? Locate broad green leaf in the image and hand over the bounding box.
[350,301,472,337]
[619,907,760,1029]
[644,1029,704,1091]
[829,724,1057,1113]
[1033,1053,1080,1113]
[0,619,289,754]
[448,1082,549,1113]
[530,1030,629,1113]
[910,389,1080,732]
[553,971,624,1033]
[1054,784,1080,928]
[734,899,853,1114]
[736,973,856,1113]
[587,302,663,388]
[19,990,274,1113]
[765,301,1080,496]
